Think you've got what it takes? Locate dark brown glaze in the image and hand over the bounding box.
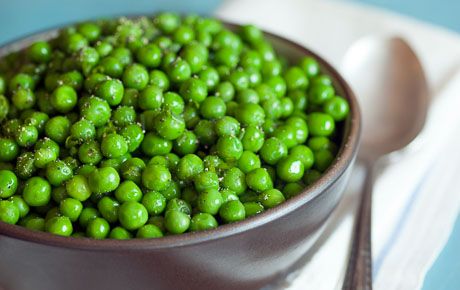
[0,20,361,290]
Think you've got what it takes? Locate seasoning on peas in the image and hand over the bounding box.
[0,14,349,239]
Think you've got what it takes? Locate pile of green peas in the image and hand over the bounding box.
[0,13,349,239]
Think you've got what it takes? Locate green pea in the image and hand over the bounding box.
[222,167,247,195]
[244,201,264,217]
[164,210,190,234]
[142,164,171,191]
[246,168,273,193]
[219,200,246,223]
[197,189,223,215]
[88,167,120,194]
[86,217,110,239]
[190,213,218,232]
[109,226,132,240]
[259,188,285,208]
[136,224,163,238]
[23,177,51,206]
[0,170,18,198]
[0,200,20,224]
[307,112,335,137]
[118,201,148,231]
[259,137,288,165]
[97,196,119,223]
[59,198,83,222]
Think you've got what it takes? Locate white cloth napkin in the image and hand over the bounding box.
[215,1,460,289]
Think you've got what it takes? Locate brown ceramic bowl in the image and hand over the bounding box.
[0,20,361,290]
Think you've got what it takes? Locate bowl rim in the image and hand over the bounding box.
[0,18,361,250]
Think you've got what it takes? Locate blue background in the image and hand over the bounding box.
[0,0,458,289]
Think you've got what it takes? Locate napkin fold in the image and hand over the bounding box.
[216,1,460,289]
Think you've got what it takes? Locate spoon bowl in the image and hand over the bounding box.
[342,36,429,158]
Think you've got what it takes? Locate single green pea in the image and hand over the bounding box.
[154,110,185,140]
[15,152,36,179]
[86,217,110,239]
[194,171,219,193]
[237,151,261,174]
[0,170,18,198]
[284,67,308,91]
[228,70,249,91]
[222,167,247,195]
[307,112,335,137]
[173,130,199,156]
[290,145,315,169]
[50,85,77,113]
[164,210,190,234]
[109,226,132,240]
[215,81,235,102]
[66,174,92,201]
[239,24,263,45]
[235,103,265,126]
[198,67,219,90]
[97,196,120,223]
[197,189,223,215]
[59,198,83,222]
[88,167,120,194]
[120,157,145,185]
[155,12,181,34]
[216,135,243,162]
[45,216,73,236]
[299,56,320,77]
[23,177,51,206]
[28,41,52,63]
[116,201,148,231]
[163,92,184,115]
[96,56,123,78]
[215,116,240,137]
[236,88,259,104]
[323,96,350,121]
[141,133,172,157]
[95,79,124,106]
[259,188,285,208]
[123,64,149,90]
[101,133,128,158]
[219,200,246,223]
[78,140,102,165]
[149,70,170,91]
[259,137,288,165]
[115,180,143,203]
[15,125,38,147]
[45,159,73,186]
[193,119,217,145]
[142,164,171,191]
[12,88,36,110]
[136,43,162,68]
[139,85,163,110]
[200,96,226,120]
[136,224,163,238]
[309,84,335,105]
[246,168,273,193]
[240,125,265,153]
[244,201,264,217]
[180,78,208,103]
[0,200,20,224]
[276,157,305,182]
[189,213,218,232]
[167,59,191,83]
[142,191,166,216]
[272,125,297,149]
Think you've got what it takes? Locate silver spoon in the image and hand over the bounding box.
[340,36,429,290]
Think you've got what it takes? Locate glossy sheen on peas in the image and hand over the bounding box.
[0,14,349,239]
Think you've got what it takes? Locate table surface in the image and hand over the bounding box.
[0,1,458,289]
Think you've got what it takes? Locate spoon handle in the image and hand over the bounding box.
[342,160,374,290]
